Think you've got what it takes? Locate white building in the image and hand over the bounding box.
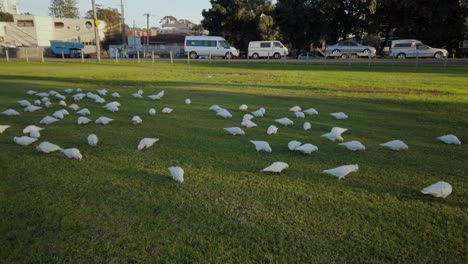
[0,0,19,14]
[0,14,106,50]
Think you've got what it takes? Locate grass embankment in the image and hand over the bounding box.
[0,62,467,262]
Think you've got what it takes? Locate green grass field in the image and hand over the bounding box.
[0,61,467,263]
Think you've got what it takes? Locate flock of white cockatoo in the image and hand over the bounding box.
[0,88,462,198]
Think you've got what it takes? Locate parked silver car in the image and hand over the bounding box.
[325,41,376,57]
[390,39,448,59]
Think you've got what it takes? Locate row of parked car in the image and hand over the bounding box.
[183,36,449,60]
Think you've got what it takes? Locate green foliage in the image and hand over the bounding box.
[85,6,124,49]
[202,0,279,51]
[48,0,80,18]
[0,62,467,262]
[373,0,467,53]
[275,0,376,50]
[0,11,14,22]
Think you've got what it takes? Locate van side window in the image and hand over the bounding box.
[394,43,412,48]
[260,42,271,48]
[273,42,283,48]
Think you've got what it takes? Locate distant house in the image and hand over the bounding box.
[160,20,194,34]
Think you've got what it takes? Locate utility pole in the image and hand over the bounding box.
[120,0,126,49]
[133,20,136,52]
[92,0,101,62]
[143,13,151,54]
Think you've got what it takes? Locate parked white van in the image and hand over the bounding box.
[390,39,448,59]
[184,36,239,59]
[248,41,288,59]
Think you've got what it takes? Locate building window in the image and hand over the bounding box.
[17,20,34,27]
[54,22,64,28]
[85,21,92,29]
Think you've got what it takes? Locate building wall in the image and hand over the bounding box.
[0,0,19,14]
[3,15,106,47]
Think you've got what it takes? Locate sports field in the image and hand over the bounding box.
[0,61,467,262]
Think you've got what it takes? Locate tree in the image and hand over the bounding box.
[48,0,80,18]
[85,6,124,49]
[371,0,467,54]
[160,16,178,25]
[0,11,14,22]
[202,0,279,52]
[275,0,377,51]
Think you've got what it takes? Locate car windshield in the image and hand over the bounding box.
[219,41,230,49]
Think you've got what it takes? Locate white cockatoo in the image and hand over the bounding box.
[216,109,232,118]
[303,108,319,115]
[0,125,11,134]
[149,108,156,115]
[77,117,92,125]
[250,140,272,153]
[23,125,43,134]
[14,136,38,146]
[289,106,301,112]
[30,130,40,139]
[162,107,173,114]
[168,166,184,183]
[24,105,42,112]
[2,109,20,116]
[185,98,191,105]
[321,127,348,142]
[239,104,248,111]
[76,108,91,116]
[36,142,62,153]
[323,164,359,179]
[295,143,319,154]
[241,119,257,128]
[52,110,65,120]
[95,117,113,125]
[339,141,366,151]
[251,110,264,117]
[267,125,278,135]
[261,162,288,173]
[330,112,348,120]
[40,116,60,125]
[137,138,159,150]
[275,117,294,126]
[224,127,245,136]
[380,140,408,151]
[303,122,311,131]
[88,134,98,146]
[17,100,31,107]
[209,105,222,112]
[295,112,305,119]
[437,135,461,145]
[421,181,453,198]
[288,141,302,151]
[132,115,143,125]
[62,148,82,160]
[243,114,254,121]
[69,104,80,111]
[111,92,121,98]
[27,90,37,95]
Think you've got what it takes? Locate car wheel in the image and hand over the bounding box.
[225,52,233,60]
[350,54,358,59]
[189,51,198,59]
[341,54,348,59]
[273,53,281,59]
[434,52,443,59]
[363,49,371,55]
[397,53,406,59]
[332,49,341,55]
[252,53,259,59]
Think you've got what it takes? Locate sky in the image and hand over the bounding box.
[19,0,212,28]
